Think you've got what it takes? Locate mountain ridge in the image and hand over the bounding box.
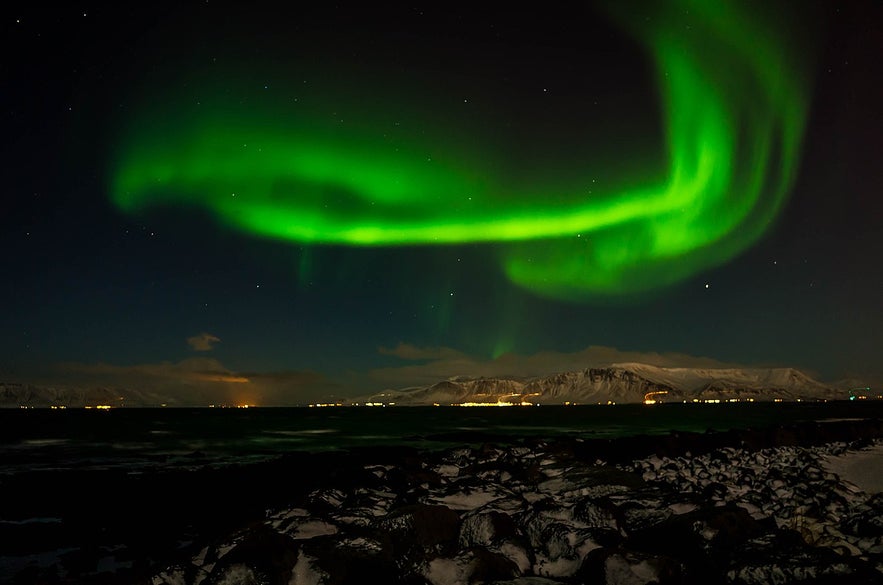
[359,363,843,405]
[0,363,855,407]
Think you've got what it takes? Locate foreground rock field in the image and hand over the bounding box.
[149,422,883,585]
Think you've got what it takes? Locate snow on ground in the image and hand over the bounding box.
[820,443,883,494]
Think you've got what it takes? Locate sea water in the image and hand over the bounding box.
[1,401,879,476]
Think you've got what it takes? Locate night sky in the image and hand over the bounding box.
[3,1,881,404]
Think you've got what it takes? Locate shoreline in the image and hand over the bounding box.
[2,417,882,584]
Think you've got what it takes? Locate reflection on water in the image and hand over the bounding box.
[1,402,881,475]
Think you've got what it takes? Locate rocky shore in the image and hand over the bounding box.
[4,417,883,584]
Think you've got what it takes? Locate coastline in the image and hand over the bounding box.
[2,417,882,584]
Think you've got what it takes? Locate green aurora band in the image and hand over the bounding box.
[111,0,810,300]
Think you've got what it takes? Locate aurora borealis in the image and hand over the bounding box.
[111,0,808,299]
[2,0,882,399]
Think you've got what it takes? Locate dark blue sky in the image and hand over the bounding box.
[2,1,881,402]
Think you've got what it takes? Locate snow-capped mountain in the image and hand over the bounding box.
[0,382,171,408]
[359,363,841,405]
[0,363,846,407]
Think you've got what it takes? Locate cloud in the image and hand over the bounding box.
[51,358,337,406]
[187,332,221,351]
[378,343,467,361]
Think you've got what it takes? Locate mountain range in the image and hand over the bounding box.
[0,382,170,408]
[0,363,854,407]
[356,363,845,405]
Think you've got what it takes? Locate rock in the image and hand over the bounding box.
[422,547,520,585]
[524,521,604,578]
[295,534,397,585]
[495,540,534,574]
[202,525,299,585]
[572,498,618,530]
[376,504,461,560]
[576,548,684,585]
[468,548,522,583]
[290,550,330,585]
[459,510,519,547]
[135,434,883,585]
[613,500,672,534]
[700,505,765,547]
[701,481,728,501]
[211,563,261,585]
[488,578,568,585]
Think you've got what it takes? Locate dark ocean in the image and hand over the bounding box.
[2,401,880,476]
